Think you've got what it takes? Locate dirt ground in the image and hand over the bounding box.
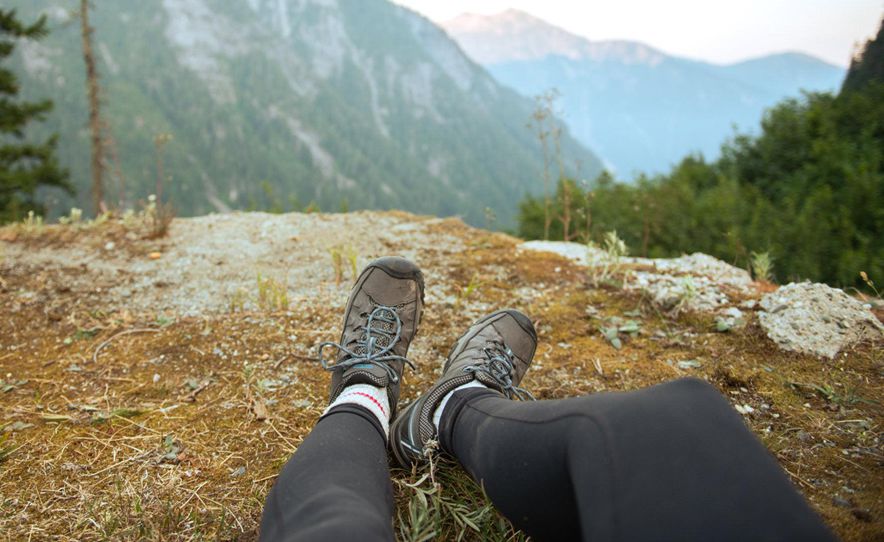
[1,211,881,541]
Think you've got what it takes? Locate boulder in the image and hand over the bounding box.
[759,282,883,358]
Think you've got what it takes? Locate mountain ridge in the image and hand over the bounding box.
[443,9,841,70]
[442,9,846,176]
[9,0,603,226]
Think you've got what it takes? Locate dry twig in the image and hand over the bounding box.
[92,328,160,363]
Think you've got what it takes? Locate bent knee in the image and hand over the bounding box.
[667,376,719,396]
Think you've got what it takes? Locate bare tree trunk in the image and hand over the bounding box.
[155,135,166,201]
[561,180,572,241]
[541,132,551,240]
[104,133,125,210]
[80,0,103,215]
[552,124,570,240]
[153,133,173,202]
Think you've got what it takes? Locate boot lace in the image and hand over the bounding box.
[318,305,414,383]
[463,340,534,400]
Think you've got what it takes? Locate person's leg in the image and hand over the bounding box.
[259,405,394,542]
[439,378,836,542]
[261,256,425,541]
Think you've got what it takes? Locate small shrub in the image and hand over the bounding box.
[750,251,774,282]
[256,274,289,311]
[860,271,880,298]
[672,277,698,315]
[227,287,250,313]
[22,210,43,233]
[329,246,345,285]
[346,246,358,279]
[588,230,628,286]
[143,195,174,239]
[454,272,482,308]
[57,207,83,226]
[329,245,358,285]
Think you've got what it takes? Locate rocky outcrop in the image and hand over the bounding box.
[519,241,883,358]
[519,241,751,313]
[758,282,883,359]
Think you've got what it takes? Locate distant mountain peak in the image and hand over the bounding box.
[441,8,845,177]
[442,9,666,66]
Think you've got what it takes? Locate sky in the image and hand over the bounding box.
[393,0,883,67]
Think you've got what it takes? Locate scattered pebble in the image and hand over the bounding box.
[677,359,702,369]
[735,404,755,415]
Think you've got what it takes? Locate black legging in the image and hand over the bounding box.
[260,378,835,541]
[259,404,394,541]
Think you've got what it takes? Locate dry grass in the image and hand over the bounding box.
[1,213,882,541]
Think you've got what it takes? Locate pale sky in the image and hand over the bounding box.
[394,0,883,67]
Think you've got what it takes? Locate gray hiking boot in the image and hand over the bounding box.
[390,309,536,466]
[318,257,424,418]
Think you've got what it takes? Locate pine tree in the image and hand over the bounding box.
[842,18,883,93]
[0,9,70,223]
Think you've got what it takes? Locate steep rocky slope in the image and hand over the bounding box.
[8,0,601,225]
[1,212,881,540]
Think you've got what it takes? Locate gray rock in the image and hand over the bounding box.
[519,242,752,313]
[759,282,883,359]
[715,307,745,331]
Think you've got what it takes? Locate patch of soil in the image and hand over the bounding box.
[1,211,881,541]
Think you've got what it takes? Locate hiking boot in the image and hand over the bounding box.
[318,256,424,418]
[390,309,536,466]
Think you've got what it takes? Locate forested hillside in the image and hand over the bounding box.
[7,0,601,226]
[518,20,883,288]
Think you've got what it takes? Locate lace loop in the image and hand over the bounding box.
[318,305,414,383]
[463,340,534,400]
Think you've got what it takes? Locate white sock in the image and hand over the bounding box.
[432,381,488,431]
[324,384,391,438]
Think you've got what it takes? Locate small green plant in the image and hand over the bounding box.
[598,316,641,349]
[89,210,112,227]
[394,452,523,541]
[21,210,43,233]
[789,381,877,407]
[58,207,83,226]
[329,246,345,285]
[256,273,289,311]
[860,271,880,298]
[483,206,497,230]
[750,251,775,282]
[588,230,628,285]
[228,287,249,313]
[143,194,175,239]
[0,432,20,464]
[667,277,698,315]
[346,246,358,279]
[454,272,482,308]
[328,245,358,285]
